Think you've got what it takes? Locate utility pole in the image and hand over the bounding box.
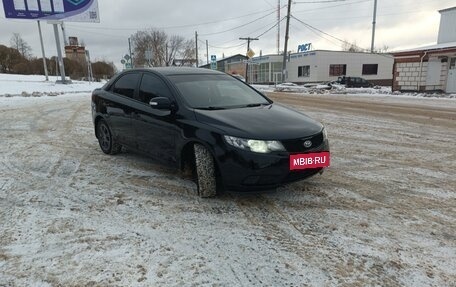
[239,37,258,83]
[370,0,378,53]
[206,40,209,65]
[277,0,281,55]
[195,31,199,67]
[282,0,292,82]
[128,37,133,68]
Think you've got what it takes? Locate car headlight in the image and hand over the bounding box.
[224,135,285,153]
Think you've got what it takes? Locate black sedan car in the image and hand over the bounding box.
[92,67,330,197]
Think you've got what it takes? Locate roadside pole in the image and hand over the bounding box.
[52,23,69,84]
[37,21,49,81]
[282,0,292,83]
[128,37,133,68]
[239,37,258,83]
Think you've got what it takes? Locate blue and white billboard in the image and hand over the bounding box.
[2,0,99,22]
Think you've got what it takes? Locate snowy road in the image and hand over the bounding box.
[0,93,455,286]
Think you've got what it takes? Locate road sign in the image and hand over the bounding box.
[210,55,217,70]
[2,0,100,22]
[247,48,255,59]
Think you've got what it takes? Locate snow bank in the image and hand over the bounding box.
[0,73,104,97]
[252,83,456,99]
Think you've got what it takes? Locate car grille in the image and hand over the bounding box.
[282,132,324,153]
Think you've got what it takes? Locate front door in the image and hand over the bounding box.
[447,58,456,93]
[132,73,179,165]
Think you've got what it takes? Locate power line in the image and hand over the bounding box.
[291,15,394,58]
[290,23,340,47]
[199,10,277,36]
[256,17,287,39]
[198,16,285,52]
[65,8,277,32]
[291,15,349,46]
[293,0,371,13]
[294,0,347,3]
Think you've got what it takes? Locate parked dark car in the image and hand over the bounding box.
[337,76,373,88]
[92,67,330,197]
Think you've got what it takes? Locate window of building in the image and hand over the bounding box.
[112,73,140,98]
[362,64,378,75]
[450,58,456,69]
[329,64,346,76]
[298,65,310,77]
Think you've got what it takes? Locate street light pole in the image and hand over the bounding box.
[239,37,258,83]
[371,0,378,53]
[282,0,292,83]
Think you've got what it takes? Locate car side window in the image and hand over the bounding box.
[139,73,173,104]
[112,73,139,98]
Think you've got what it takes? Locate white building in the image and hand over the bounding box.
[248,51,393,85]
[392,6,456,93]
[286,50,393,85]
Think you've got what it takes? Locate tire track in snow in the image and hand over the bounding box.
[233,193,402,286]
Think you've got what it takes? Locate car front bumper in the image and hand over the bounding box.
[215,139,329,191]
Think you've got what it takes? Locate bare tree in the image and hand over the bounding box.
[373,45,389,53]
[132,29,196,67]
[131,29,167,67]
[341,40,364,52]
[165,35,184,66]
[10,33,32,59]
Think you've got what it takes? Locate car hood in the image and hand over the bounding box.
[193,103,323,140]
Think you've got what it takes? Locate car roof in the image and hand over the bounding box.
[127,67,225,76]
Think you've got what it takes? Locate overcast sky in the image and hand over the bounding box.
[0,0,454,69]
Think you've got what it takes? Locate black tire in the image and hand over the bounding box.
[194,144,217,198]
[96,119,122,155]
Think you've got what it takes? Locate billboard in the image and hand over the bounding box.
[2,0,99,22]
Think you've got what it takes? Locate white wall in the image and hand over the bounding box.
[395,56,449,91]
[286,51,394,83]
[438,8,456,44]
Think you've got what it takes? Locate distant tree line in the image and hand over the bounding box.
[0,33,116,81]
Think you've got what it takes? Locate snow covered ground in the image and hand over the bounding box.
[0,74,455,286]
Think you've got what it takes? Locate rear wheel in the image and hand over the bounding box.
[194,144,217,198]
[96,119,122,155]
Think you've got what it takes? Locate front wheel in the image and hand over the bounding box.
[194,144,217,198]
[96,119,122,155]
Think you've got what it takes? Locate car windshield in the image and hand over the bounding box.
[169,74,271,109]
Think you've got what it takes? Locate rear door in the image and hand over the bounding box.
[105,72,140,147]
[132,72,180,165]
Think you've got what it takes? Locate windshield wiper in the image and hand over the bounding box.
[194,106,226,110]
[244,103,270,108]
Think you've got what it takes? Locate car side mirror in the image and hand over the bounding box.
[149,97,175,111]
